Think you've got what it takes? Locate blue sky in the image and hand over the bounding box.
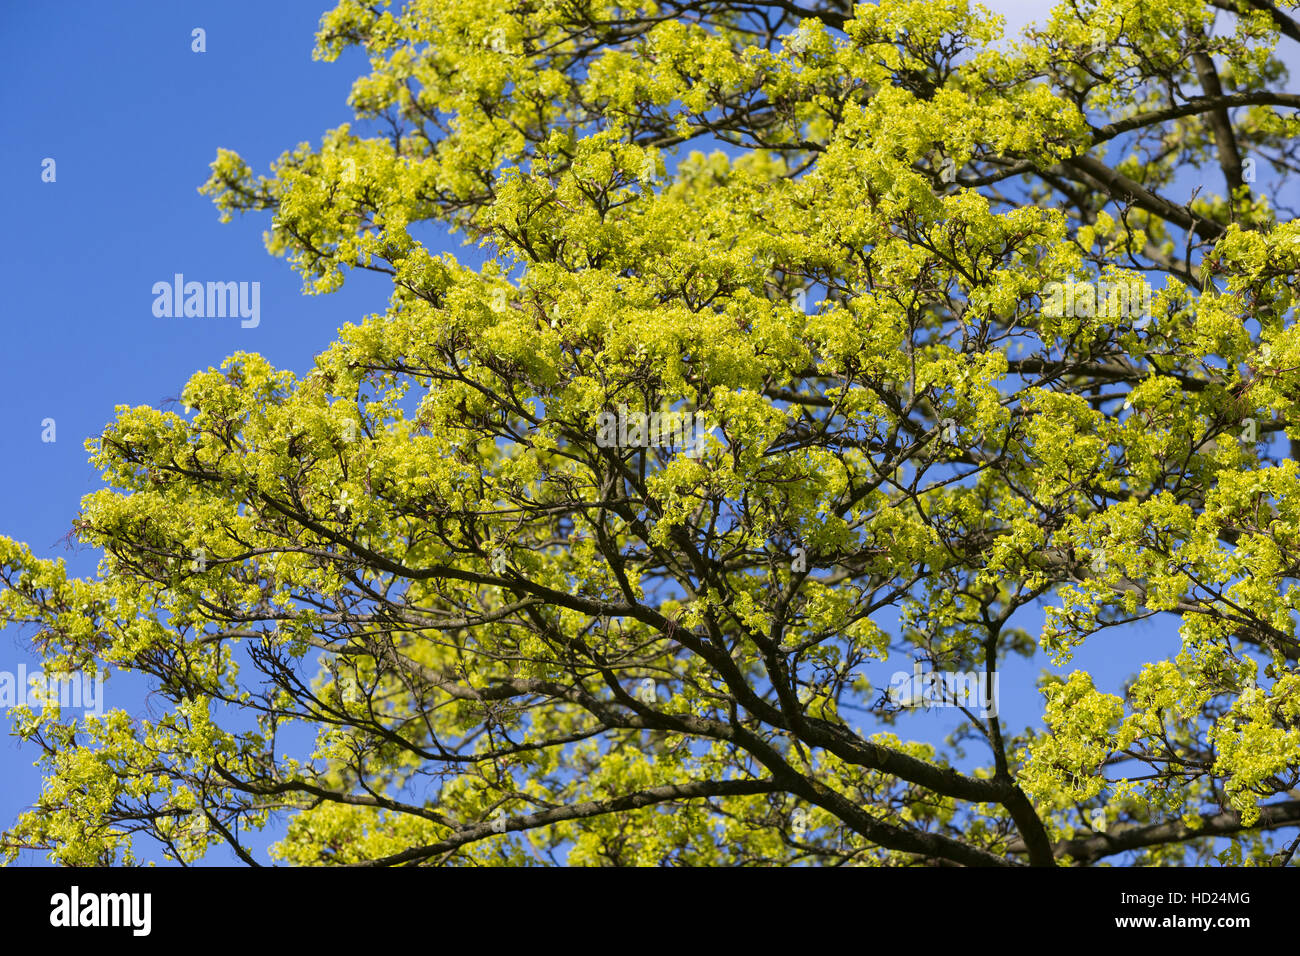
[0,0,1294,865]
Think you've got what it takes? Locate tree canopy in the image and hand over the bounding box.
[5,0,1300,866]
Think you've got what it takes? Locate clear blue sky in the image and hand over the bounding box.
[0,0,1294,865]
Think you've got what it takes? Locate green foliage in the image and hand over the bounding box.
[4,0,1300,866]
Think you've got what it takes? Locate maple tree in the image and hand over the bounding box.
[4,0,1300,866]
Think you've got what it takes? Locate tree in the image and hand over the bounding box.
[4,0,1300,867]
